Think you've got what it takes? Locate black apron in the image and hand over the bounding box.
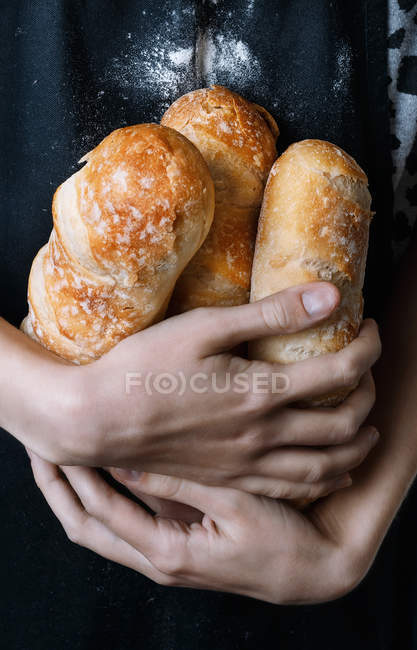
[1,1,414,649]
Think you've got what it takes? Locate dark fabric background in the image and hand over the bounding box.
[1,1,415,649]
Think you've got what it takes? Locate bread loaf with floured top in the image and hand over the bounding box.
[21,124,215,363]
[161,85,279,312]
[249,139,373,406]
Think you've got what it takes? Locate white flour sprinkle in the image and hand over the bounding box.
[105,22,261,120]
[196,30,260,86]
[107,34,194,110]
[168,47,193,66]
[333,40,353,94]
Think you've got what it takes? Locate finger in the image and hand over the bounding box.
[61,465,188,561]
[269,371,375,447]
[28,453,165,582]
[232,472,353,500]
[251,425,379,483]
[194,282,340,355]
[278,319,381,405]
[119,471,253,523]
[109,468,204,523]
[138,493,204,523]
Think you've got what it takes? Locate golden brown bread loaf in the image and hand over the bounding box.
[161,85,279,312]
[249,139,373,407]
[21,124,215,363]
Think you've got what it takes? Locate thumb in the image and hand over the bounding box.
[197,281,340,355]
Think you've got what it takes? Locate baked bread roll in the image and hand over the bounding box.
[21,124,215,363]
[161,85,278,312]
[249,139,373,406]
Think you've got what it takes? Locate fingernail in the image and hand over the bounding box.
[368,428,380,445]
[114,468,142,481]
[302,286,337,318]
[334,473,352,489]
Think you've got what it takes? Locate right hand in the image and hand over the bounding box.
[14,281,380,502]
[80,281,380,502]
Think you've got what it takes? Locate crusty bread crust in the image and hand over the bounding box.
[249,139,373,406]
[162,85,279,312]
[21,124,215,363]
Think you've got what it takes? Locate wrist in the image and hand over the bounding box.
[0,318,105,465]
[20,359,104,466]
[81,350,152,469]
[48,363,107,466]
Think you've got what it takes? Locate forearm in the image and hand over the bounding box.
[315,241,417,552]
[359,246,417,508]
[362,242,417,490]
[0,318,83,461]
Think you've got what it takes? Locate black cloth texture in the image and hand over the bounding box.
[1,1,415,649]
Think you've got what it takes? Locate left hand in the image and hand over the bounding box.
[28,435,381,605]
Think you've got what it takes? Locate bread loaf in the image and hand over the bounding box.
[249,139,373,406]
[161,85,278,312]
[21,124,215,363]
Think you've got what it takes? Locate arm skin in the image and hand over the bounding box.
[0,283,381,501]
[27,240,417,604]
[128,237,417,533]
[0,318,86,461]
[310,237,417,566]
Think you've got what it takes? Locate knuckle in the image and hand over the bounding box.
[154,549,187,576]
[243,383,272,417]
[83,483,114,520]
[338,355,359,389]
[238,426,268,457]
[154,573,178,587]
[193,307,220,334]
[355,437,371,463]
[271,482,293,500]
[304,463,321,483]
[337,410,358,443]
[260,299,290,332]
[304,454,328,483]
[82,487,108,518]
[306,482,326,501]
[187,306,216,331]
[156,476,184,501]
[81,493,99,518]
[64,524,83,546]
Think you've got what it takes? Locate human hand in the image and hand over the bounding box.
[80,280,380,500]
[7,282,380,501]
[28,443,381,605]
[111,370,378,520]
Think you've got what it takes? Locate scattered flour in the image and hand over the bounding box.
[333,39,353,95]
[104,9,261,120]
[107,33,195,111]
[71,1,263,152]
[168,47,193,67]
[195,30,260,87]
